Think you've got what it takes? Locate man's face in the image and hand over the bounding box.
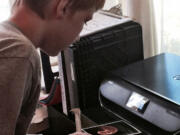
[41,8,95,56]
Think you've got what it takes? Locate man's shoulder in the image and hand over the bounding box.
[0,22,41,71]
[0,22,39,61]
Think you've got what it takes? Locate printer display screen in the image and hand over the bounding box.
[126,92,149,113]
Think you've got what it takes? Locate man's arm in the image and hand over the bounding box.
[69,131,91,135]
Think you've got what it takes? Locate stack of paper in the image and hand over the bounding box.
[80,11,131,37]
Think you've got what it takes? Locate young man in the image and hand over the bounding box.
[0,0,105,134]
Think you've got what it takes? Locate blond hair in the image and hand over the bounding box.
[14,0,105,18]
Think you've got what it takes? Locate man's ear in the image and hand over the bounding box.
[56,0,69,18]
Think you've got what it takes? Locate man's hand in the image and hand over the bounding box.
[69,131,92,135]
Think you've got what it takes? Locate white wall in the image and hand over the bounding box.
[0,1,11,22]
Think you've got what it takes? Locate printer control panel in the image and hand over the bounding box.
[126,92,149,113]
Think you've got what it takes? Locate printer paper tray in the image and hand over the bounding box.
[83,120,142,135]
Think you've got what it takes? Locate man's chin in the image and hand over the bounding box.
[49,51,60,56]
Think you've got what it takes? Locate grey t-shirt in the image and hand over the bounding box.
[0,22,41,135]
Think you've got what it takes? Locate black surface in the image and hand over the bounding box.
[82,107,120,124]
[71,21,144,110]
[40,51,54,92]
[48,106,75,135]
[40,51,59,93]
[115,53,180,106]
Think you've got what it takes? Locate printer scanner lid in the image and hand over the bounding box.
[113,53,180,106]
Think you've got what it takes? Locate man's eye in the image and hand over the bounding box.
[84,14,93,25]
[84,18,92,25]
[84,21,88,25]
[84,19,89,25]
